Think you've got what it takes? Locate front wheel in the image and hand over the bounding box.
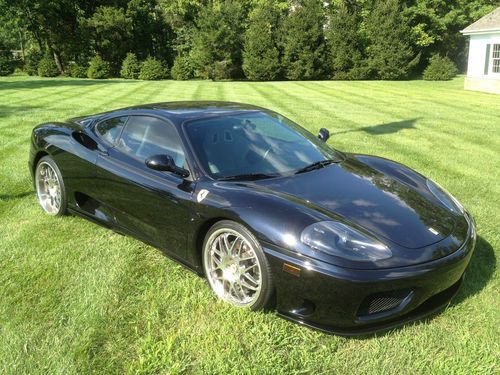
[35,156,67,216]
[202,220,274,310]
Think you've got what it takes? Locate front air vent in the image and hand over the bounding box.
[358,289,411,316]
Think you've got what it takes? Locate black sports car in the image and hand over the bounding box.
[29,102,476,335]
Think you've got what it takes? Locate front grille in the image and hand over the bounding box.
[358,289,411,316]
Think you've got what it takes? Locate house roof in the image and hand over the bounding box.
[462,7,500,34]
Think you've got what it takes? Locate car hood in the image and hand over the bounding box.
[251,155,458,249]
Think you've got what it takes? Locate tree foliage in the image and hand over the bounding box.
[423,55,458,80]
[326,1,366,80]
[37,53,59,77]
[365,0,419,80]
[0,0,497,80]
[67,62,88,78]
[0,41,14,76]
[243,2,282,81]
[280,0,326,80]
[88,6,133,75]
[138,56,168,80]
[171,55,194,80]
[120,52,142,79]
[190,1,248,80]
[87,55,111,79]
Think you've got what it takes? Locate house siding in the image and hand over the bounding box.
[464,32,500,94]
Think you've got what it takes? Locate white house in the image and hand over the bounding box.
[461,7,500,94]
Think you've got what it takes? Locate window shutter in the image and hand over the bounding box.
[484,44,491,75]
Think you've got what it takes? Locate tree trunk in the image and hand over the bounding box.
[49,44,64,74]
[18,30,25,61]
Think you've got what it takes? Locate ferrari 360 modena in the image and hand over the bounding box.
[29,102,476,335]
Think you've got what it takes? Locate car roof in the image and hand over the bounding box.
[75,101,270,126]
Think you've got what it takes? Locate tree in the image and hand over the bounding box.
[88,6,133,75]
[127,0,173,63]
[365,0,419,80]
[280,0,326,80]
[190,1,248,79]
[242,2,282,81]
[0,0,85,74]
[325,1,366,79]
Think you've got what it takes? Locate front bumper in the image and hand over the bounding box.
[262,216,476,335]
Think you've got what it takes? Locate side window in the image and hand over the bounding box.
[95,116,128,145]
[116,116,186,167]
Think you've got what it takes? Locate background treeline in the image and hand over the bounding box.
[0,0,497,80]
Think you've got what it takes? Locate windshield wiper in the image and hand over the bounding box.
[218,173,279,181]
[294,159,337,175]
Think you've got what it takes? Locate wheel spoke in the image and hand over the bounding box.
[239,279,258,291]
[243,263,257,273]
[223,234,231,254]
[238,255,255,262]
[242,272,259,285]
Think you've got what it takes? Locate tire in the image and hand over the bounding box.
[35,156,67,216]
[202,220,274,311]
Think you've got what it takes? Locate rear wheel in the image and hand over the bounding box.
[202,220,273,310]
[35,156,67,216]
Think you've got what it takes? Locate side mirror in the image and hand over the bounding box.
[145,154,190,178]
[318,128,330,142]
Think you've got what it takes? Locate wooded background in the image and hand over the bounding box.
[0,0,497,80]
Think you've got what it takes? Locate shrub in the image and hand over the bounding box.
[138,57,168,80]
[0,55,14,76]
[120,53,141,79]
[0,42,14,76]
[0,48,14,76]
[25,51,42,76]
[87,55,111,79]
[37,54,60,77]
[68,62,88,78]
[331,66,372,81]
[423,55,458,81]
[210,60,233,81]
[171,55,194,80]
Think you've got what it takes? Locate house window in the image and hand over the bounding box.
[493,44,500,73]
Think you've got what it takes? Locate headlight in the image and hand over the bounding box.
[300,221,392,262]
[426,179,464,214]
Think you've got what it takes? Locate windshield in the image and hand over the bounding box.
[184,111,342,179]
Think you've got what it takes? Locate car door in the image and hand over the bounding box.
[93,114,195,258]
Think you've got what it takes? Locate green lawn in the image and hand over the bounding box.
[0,75,498,374]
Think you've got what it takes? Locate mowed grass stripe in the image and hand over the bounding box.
[307,81,499,150]
[0,75,498,374]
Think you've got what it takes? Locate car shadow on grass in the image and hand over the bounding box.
[352,235,495,339]
[333,118,419,136]
[0,191,33,201]
[450,235,496,305]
